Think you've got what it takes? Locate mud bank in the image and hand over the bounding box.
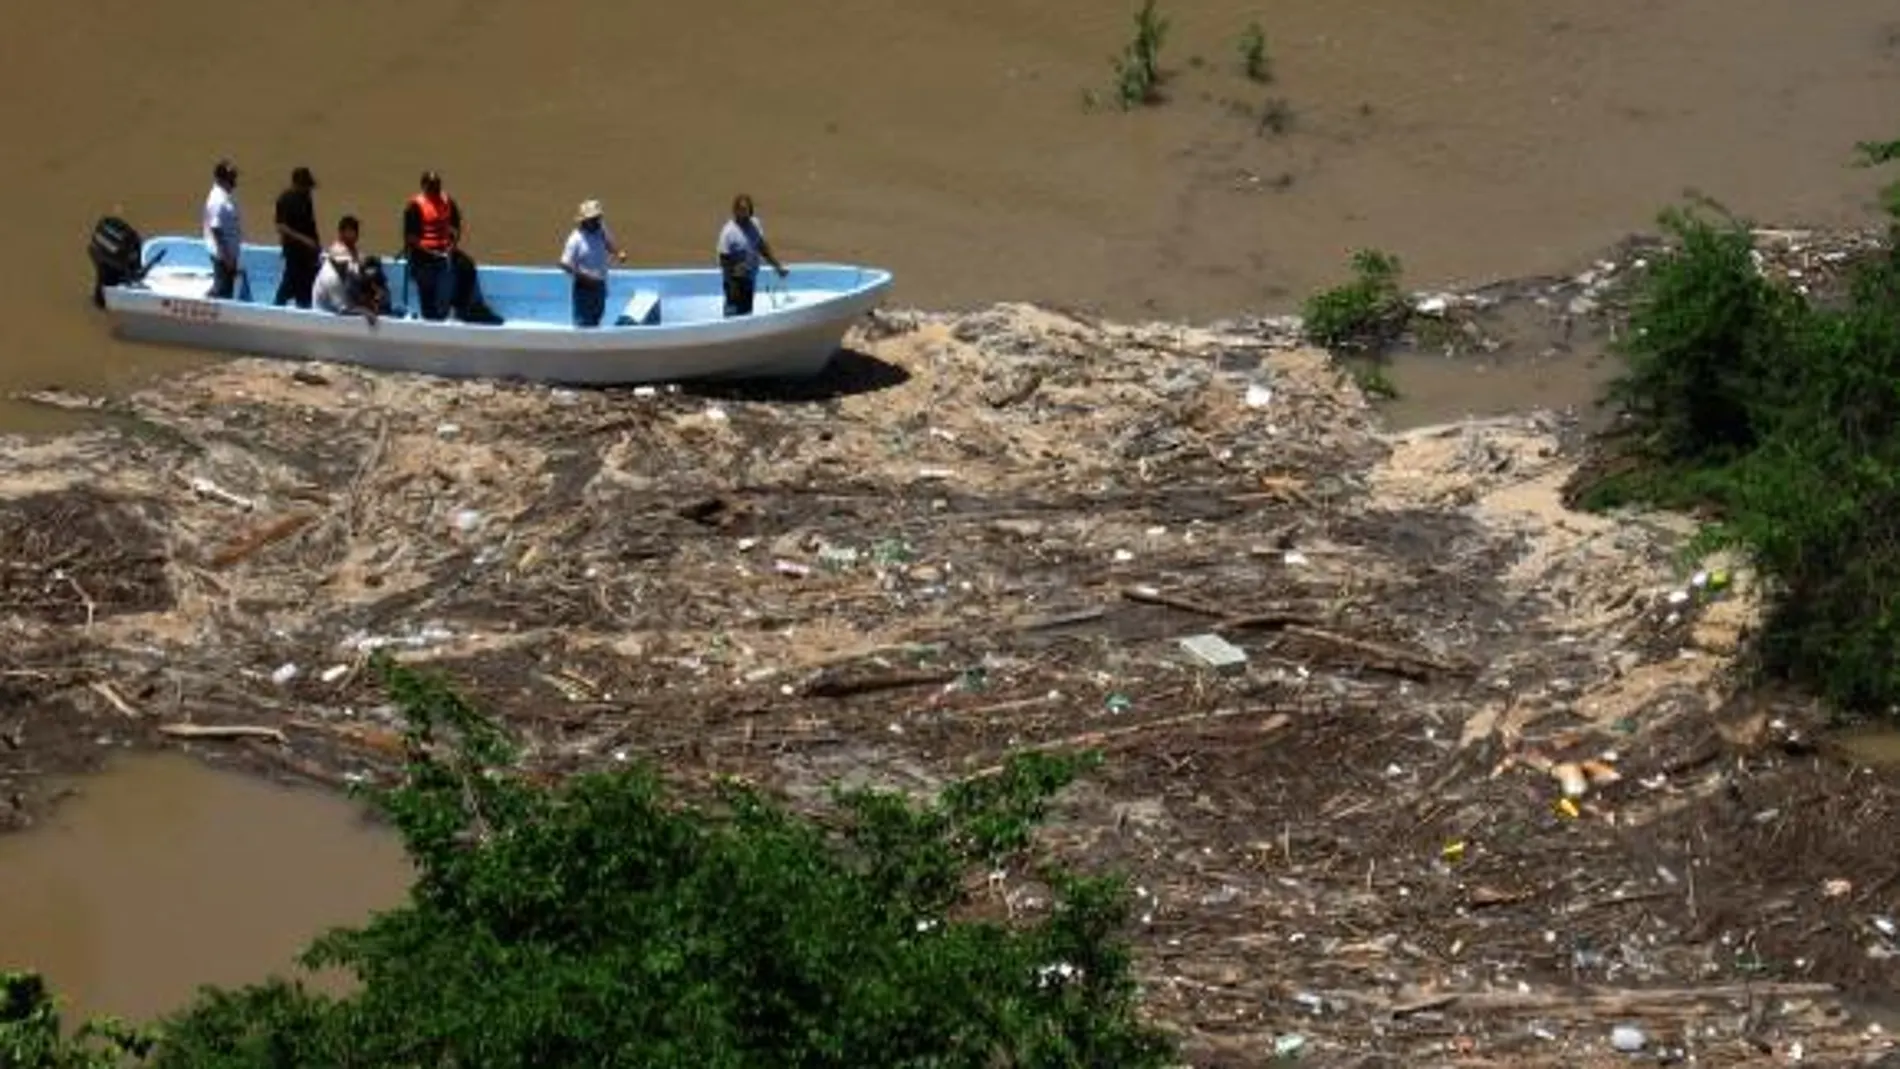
[3,230,1898,1065]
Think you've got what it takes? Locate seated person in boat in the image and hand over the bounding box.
[312,216,379,324]
[356,257,395,317]
[558,199,626,328]
[448,248,504,325]
[716,193,787,317]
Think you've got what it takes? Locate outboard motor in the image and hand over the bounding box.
[88,215,146,308]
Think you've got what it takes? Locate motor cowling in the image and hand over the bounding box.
[88,216,144,308]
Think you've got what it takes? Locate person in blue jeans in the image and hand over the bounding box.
[558,199,626,327]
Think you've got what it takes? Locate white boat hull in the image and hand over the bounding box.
[101,239,894,386]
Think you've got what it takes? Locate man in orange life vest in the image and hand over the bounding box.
[402,170,462,320]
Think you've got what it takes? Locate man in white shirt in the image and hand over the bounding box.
[312,215,378,324]
[716,193,787,317]
[202,159,244,299]
[558,199,625,328]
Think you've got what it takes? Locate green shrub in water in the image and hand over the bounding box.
[1301,248,1410,354]
[1238,21,1270,83]
[1112,0,1169,109]
[1583,146,1900,717]
[1,656,1173,1068]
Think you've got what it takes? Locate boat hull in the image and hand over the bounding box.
[100,239,893,386]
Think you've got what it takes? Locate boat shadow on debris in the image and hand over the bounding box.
[673,347,912,404]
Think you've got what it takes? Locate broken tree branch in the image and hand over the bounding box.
[208,511,318,570]
[158,723,288,744]
[88,681,140,718]
[1377,981,1838,1019]
[1281,624,1473,681]
[800,668,960,700]
[966,707,1291,775]
[1122,585,1228,618]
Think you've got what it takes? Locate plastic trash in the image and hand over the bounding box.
[1610,1024,1646,1052]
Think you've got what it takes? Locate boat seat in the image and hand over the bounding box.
[615,289,661,327]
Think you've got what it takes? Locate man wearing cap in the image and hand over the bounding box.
[273,166,322,308]
[202,159,243,300]
[557,199,626,328]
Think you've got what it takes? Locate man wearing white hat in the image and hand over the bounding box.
[558,199,626,328]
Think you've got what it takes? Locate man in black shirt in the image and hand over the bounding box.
[273,167,322,307]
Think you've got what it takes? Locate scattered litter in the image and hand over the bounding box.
[1178,633,1248,674]
[1610,1024,1646,1052]
[269,663,299,686]
[319,664,350,684]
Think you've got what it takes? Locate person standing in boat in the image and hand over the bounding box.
[273,166,322,308]
[558,199,626,328]
[402,170,461,320]
[716,194,787,317]
[203,159,243,300]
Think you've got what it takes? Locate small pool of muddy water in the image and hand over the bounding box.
[0,753,410,1024]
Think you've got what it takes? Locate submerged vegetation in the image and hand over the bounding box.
[2,657,1172,1068]
[1099,4,1281,114]
[1300,248,1411,355]
[1238,21,1271,83]
[1112,0,1170,109]
[1578,144,1900,718]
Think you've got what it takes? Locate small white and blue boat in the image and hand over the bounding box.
[94,234,894,386]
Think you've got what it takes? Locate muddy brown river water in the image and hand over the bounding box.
[0,754,409,1023]
[2,0,1899,1031]
[3,0,1898,415]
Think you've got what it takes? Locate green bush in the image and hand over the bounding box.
[1596,202,1809,467]
[1301,248,1410,354]
[1112,0,1169,109]
[1237,21,1270,83]
[1,973,152,1068]
[3,656,1173,1068]
[1584,146,1900,717]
